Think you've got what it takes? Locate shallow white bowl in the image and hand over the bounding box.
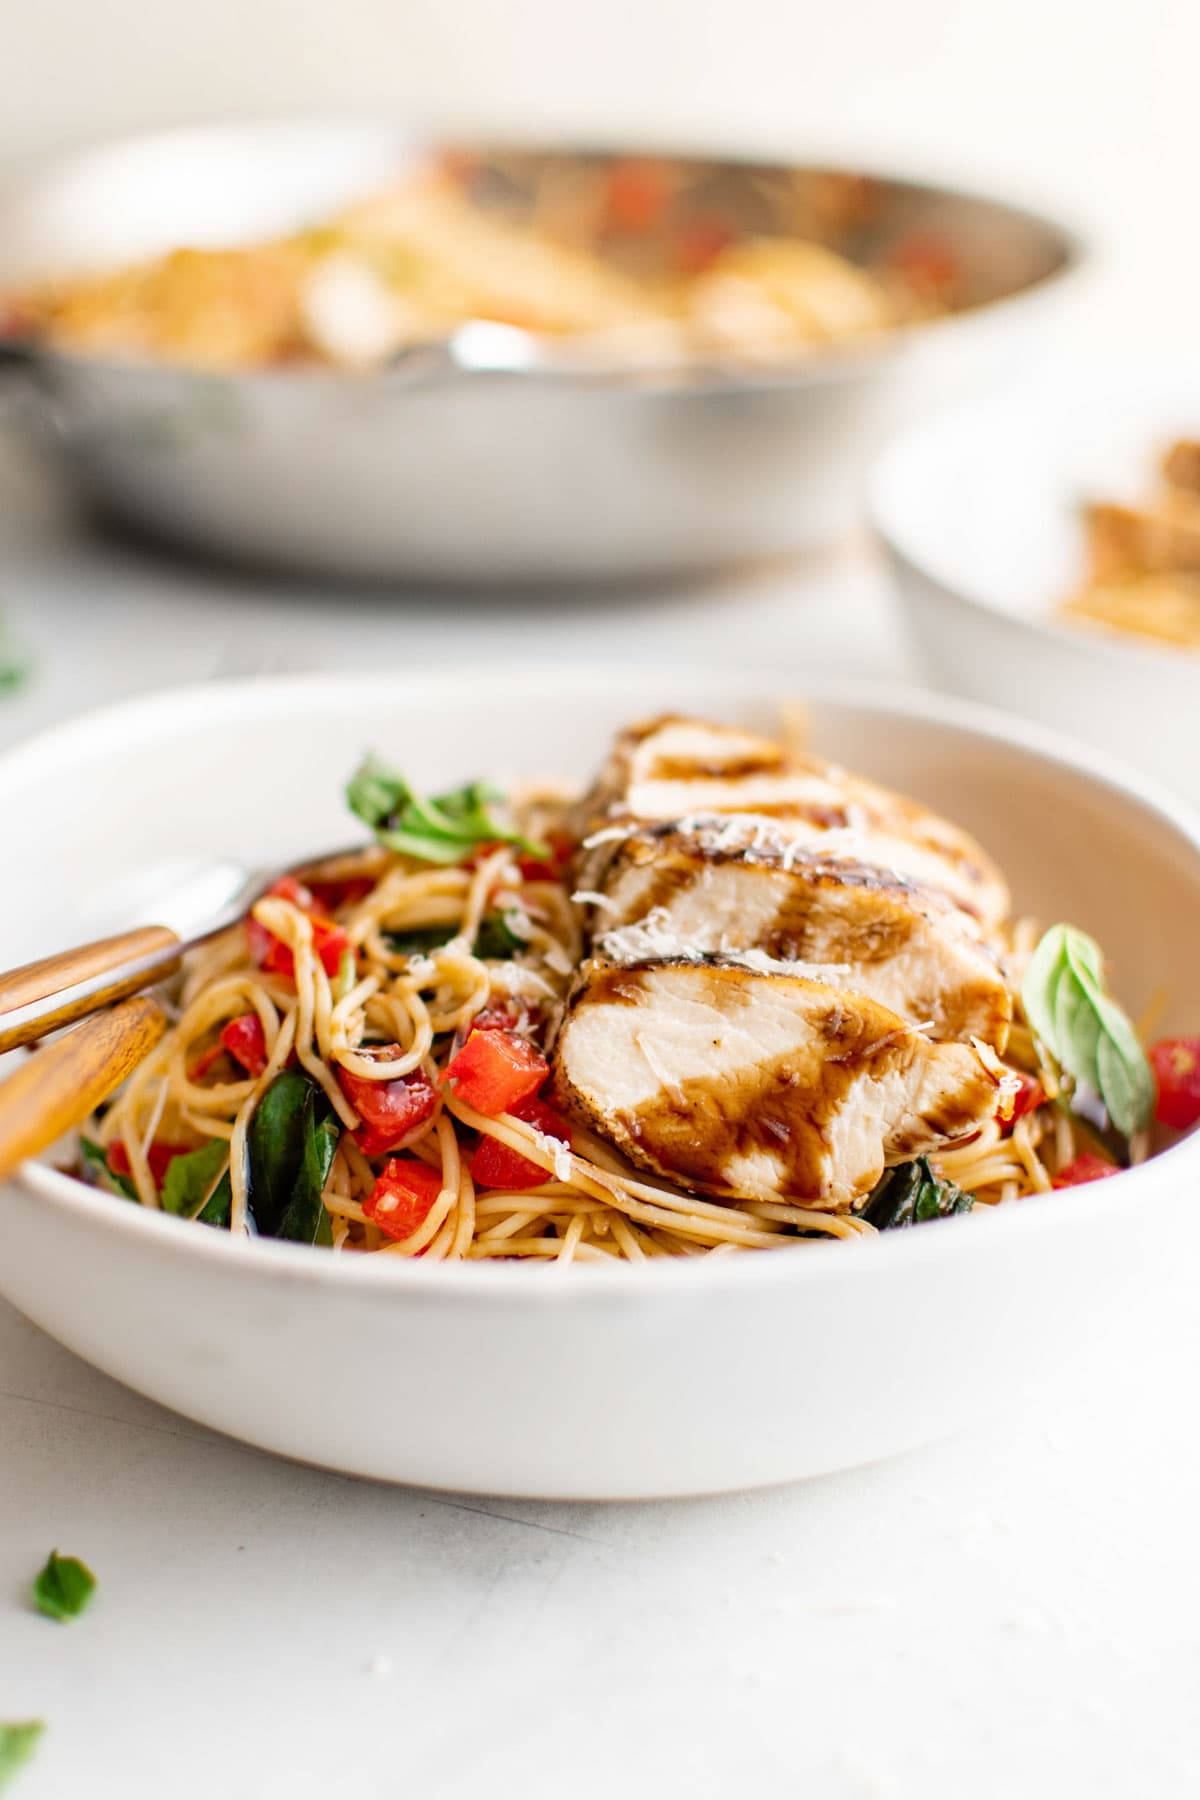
[870,360,1200,799]
[2,668,1199,1499]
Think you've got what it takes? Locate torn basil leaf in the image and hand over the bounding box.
[862,1157,973,1230]
[33,1550,95,1623]
[246,1068,336,1245]
[0,1722,43,1789]
[1021,924,1153,1137]
[346,755,544,865]
[79,1137,137,1203]
[160,1140,229,1220]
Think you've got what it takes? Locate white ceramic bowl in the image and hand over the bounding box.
[2,668,1199,1499]
[870,360,1200,799]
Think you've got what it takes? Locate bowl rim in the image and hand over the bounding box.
[868,383,1200,678]
[3,662,1198,1303]
[0,112,1090,397]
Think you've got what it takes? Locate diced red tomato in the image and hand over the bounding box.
[442,1027,548,1117]
[469,1096,571,1190]
[889,230,960,295]
[470,1005,522,1034]
[1149,1036,1200,1131]
[515,829,575,882]
[306,875,374,912]
[337,1058,439,1157]
[270,874,312,907]
[107,1139,192,1190]
[462,830,572,883]
[247,877,353,981]
[1052,1153,1119,1189]
[364,1157,444,1241]
[220,1013,269,1079]
[675,215,735,276]
[603,159,670,233]
[187,1041,227,1082]
[997,1071,1044,1133]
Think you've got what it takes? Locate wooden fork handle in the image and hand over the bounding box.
[0,997,168,1179]
[0,925,182,1053]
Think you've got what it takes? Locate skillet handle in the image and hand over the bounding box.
[0,996,167,1180]
[0,926,182,1053]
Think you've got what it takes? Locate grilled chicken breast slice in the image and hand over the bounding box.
[572,715,1008,930]
[591,827,1011,1050]
[553,960,1000,1210]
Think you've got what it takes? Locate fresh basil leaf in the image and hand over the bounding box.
[275,1105,338,1246]
[160,1140,229,1220]
[196,1168,233,1229]
[246,1068,337,1244]
[863,1156,973,1230]
[474,911,530,960]
[346,754,545,865]
[1022,924,1154,1137]
[79,1137,138,1202]
[383,923,458,958]
[33,1550,95,1623]
[246,1069,312,1237]
[346,756,414,834]
[0,1722,43,1789]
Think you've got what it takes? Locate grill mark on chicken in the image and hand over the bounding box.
[592,830,1011,1049]
[646,752,785,782]
[570,715,1009,932]
[553,960,1000,1209]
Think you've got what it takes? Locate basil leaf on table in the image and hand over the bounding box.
[246,1068,337,1245]
[1021,924,1154,1137]
[346,755,545,865]
[0,611,29,699]
[0,656,28,697]
[78,1137,137,1202]
[33,1550,95,1622]
[862,1157,973,1230]
[160,1140,229,1220]
[0,1722,43,1790]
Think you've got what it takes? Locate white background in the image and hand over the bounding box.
[3,5,1200,1797]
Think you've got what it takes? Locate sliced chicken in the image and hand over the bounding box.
[591,825,1011,1049]
[553,960,999,1211]
[572,715,1009,930]
[1085,495,1200,580]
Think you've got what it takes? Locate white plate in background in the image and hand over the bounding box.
[871,359,1200,796]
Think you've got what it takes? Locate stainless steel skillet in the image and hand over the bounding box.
[0,118,1085,585]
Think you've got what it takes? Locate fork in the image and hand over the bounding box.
[0,842,367,1056]
[0,842,365,1178]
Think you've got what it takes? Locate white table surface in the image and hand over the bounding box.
[2,437,1199,1800]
